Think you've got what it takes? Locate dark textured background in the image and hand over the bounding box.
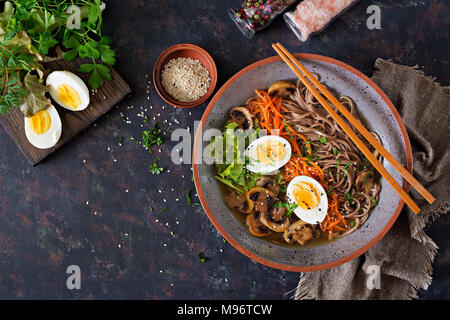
[0,0,448,299]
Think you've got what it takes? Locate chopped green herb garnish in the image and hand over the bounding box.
[142,124,163,153]
[149,205,153,212]
[198,252,209,263]
[117,137,123,145]
[342,162,350,174]
[319,135,328,144]
[332,148,341,156]
[186,189,201,206]
[370,196,378,207]
[149,158,164,175]
[282,118,294,142]
[159,206,167,213]
[345,192,354,203]
[273,202,298,217]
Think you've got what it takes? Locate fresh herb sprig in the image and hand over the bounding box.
[142,124,163,153]
[272,202,298,217]
[149,158,163,175]
[0,0,116,115]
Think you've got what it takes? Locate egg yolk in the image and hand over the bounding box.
[293,182,321,210]
[57,84,81,109]
[28,110,51,135]
[256,141,286,165]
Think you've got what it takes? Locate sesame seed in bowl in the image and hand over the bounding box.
[153,44,218,108]
[161,57,211,103]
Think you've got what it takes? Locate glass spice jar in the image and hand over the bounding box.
[229,0,299,39]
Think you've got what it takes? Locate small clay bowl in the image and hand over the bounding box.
[153,44,218,108]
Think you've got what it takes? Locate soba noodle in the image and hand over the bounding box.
[280,80,381,237]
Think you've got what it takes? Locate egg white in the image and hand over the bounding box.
[287,175,328,224]
[245,135,292,175]
[46,71,90,111]
[24,105,62,149]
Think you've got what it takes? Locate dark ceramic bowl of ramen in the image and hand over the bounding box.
[193,54,412,271]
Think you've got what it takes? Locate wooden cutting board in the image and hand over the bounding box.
[0,58,131,165]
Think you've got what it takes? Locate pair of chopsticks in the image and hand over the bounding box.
[272,42,435,214]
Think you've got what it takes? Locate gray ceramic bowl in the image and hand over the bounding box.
[193,54,412,271]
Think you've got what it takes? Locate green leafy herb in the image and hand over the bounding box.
[345,192,354,203]
[273,202,298,217]
[282,118,294,142]
[149,158,163,175]
[341,162,350,174]
[159,206,167,214]
[318,135,328,144]
[198,252,209,263]
[142,124,163,153]
[186,189,201,206]
[360,157,370,170]
[370,196,378,207]
[332,148,341,156]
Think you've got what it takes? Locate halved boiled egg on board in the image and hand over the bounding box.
[24,105,62,149]
[245,135,292,175]
[287,175,328,225]
[46,71,90,111]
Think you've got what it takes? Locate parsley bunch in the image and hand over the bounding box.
[0,0,116,115]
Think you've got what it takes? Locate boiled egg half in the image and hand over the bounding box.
[24,105,62,149]
[245,135,292,175]
[287,175,328,224]
[46,71,90,111]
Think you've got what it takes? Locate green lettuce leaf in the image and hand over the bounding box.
[0,1,14,35]
[19,73,51,117]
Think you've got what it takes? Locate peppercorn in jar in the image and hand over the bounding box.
[229,0,299,39]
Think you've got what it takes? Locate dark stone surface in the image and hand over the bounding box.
[0,0,448,299]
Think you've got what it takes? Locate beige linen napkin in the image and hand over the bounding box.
[294,59,450,300]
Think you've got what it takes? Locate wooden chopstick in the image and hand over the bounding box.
[272,43,422,214]
[275,42,435,206]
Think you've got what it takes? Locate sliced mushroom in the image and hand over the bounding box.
[224,192,254,214]
[267,81,296,98]
[246,213,272,237]
[260,206,290,232]
[247,187,277,214]
[355,169,375,195]
[283,220,318,245]
[255,177,280,194]
[228,106,253,130]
